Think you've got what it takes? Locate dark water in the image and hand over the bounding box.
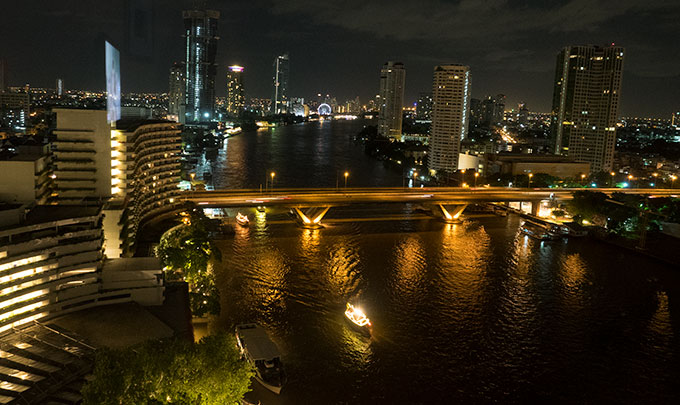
[211,121,680,403]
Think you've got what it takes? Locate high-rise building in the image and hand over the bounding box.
[182,8,220,123]
[0,91,30,129]
[550,44,625,172]
[494,94,506,124]
[168,62,185,123]
[416,92,433,121]
[226,65,245,116]
[271,54,290,114]
[672,111,680,129]
[56,78,64,96]
[378,61,405,138]
[428,64,470,174]
[518,102,529,126]
[50,109,111,203]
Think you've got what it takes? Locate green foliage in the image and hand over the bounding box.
[81,334,253,405]
[156,208,222,316]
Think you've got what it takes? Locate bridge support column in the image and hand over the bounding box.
[293,207,331,228]
[438,204,467,223]
[531,200,540,216]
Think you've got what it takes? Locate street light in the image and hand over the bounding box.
[580,173,586,186]
[189,172,196,190]
[474,172,479,187]
[460,169,466,187]
[672,175,677,189]
[610,171,616,187]
[528,173,533,189]
[344,171,349,188]
[413,172,418,187]
[270,172,276,192]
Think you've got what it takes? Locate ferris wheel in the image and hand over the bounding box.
[317,103,332,116]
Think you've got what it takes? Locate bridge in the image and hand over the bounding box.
[184,187,679,228]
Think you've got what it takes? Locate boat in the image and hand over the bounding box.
[344,303,372,334]
[520,220,561,241]
[235,324,287,394]
[563,222,588,237]
[235,212,250,226]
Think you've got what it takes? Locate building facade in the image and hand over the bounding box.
[50,109,111,203]
[416,92,432,121]
[378,61,405,138]
[271,54,290,114]
[0,92,30,129]
[182,9,220,123]
[168,62,185,123]
[0,147,51,204]
[428,64,470,173]
[550,44,625,172]
[226,65,245,116]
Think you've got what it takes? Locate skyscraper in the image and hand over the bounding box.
[226,65,245,116]
[168,62,185,123]
[428,64,470,174]
[182,8,219,123]
[378,61,405,138]
[672,111,680,129]
[271,54,290,114]
[550,44,625,172]
[416,92,432,121]
[56,78,64,96]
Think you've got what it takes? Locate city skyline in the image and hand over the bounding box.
[0,1,678,117]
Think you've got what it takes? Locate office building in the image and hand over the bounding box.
[50,109,111,203]
[428,64,470,173]
[168,62,185,123]
[378,61,405,138]
[182,8,220,123]
[56,78,64,96]
[518,102,529,126]
[0,91,30,129]
[550,44,625,172]
[416,92,432,121]
[672,111,680,129]
[271,54,290,114]
[226,65,245,116]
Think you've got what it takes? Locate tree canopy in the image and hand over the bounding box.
[81,334,253,405]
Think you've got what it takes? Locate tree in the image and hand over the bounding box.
[81,334,254,405]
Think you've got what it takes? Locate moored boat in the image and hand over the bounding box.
[235,323,287,394]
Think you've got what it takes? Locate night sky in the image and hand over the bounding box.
[1,0,679,117]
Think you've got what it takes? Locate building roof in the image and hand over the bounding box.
[23,205,101,225]
[114,118,175,132]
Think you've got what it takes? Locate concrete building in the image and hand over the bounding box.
[182,8,220,123]
[0,92,30,129]
[50,108,111,203]
[672,111,680,129]
[0,204,164,335]
[378,61,405,138]
[550,44,625,172]
[485,153,591,178]
[271,54,290,114]
[226,65,245,116]
[428,64,471,174]
[168,62,185,123]
[112,120,182,253]
[416,92,432,121]
[0,146,51,204]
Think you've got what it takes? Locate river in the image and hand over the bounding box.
[206,120,679,403]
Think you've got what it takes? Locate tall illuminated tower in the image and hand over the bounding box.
[550,44,625,172]
[428,64,470,173]
[182,8,219,123]
[271,54,289,114]
[226,65,245,116]
[378,61,405,138]
[168,62,185,123]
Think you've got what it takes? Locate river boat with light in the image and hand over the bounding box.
[344,303,372,334]
[235,323,287,394]
[235,212,250,226]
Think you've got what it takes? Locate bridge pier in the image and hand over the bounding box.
[531,200,540,216]
[292,207,331,228]
[438,204,467,223]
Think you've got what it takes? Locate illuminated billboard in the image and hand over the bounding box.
[105,41,121,122]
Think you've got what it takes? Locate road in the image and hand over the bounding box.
[184,187,679,208]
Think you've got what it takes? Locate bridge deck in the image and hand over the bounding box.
[184,187,678,208]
